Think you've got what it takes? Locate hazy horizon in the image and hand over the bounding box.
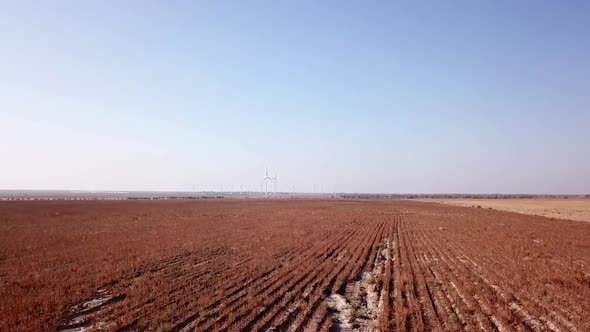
[1,1,589,194]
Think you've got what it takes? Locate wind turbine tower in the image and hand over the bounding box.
[263,168,278,196]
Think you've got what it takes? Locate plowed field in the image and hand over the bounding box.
[1,200,589,331]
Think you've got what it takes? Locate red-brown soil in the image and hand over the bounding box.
[1,200,589,331]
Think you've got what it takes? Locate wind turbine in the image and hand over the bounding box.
[263,168,278,196]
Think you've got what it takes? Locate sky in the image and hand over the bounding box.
[1,1,589,194]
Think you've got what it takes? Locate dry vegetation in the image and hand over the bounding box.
[429,198,590,223]
[1,200,589,331]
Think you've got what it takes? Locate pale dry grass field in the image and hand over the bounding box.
[427,198,590,222]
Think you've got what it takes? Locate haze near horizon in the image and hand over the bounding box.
[1,1,589,194]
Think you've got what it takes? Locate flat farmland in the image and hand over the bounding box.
[428,199,590,223]
[1,200,589,331]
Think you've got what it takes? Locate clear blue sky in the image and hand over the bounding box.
[1,1,589,194]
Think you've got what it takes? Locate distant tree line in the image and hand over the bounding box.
[0,195,226,201]
[338,194,590,200]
